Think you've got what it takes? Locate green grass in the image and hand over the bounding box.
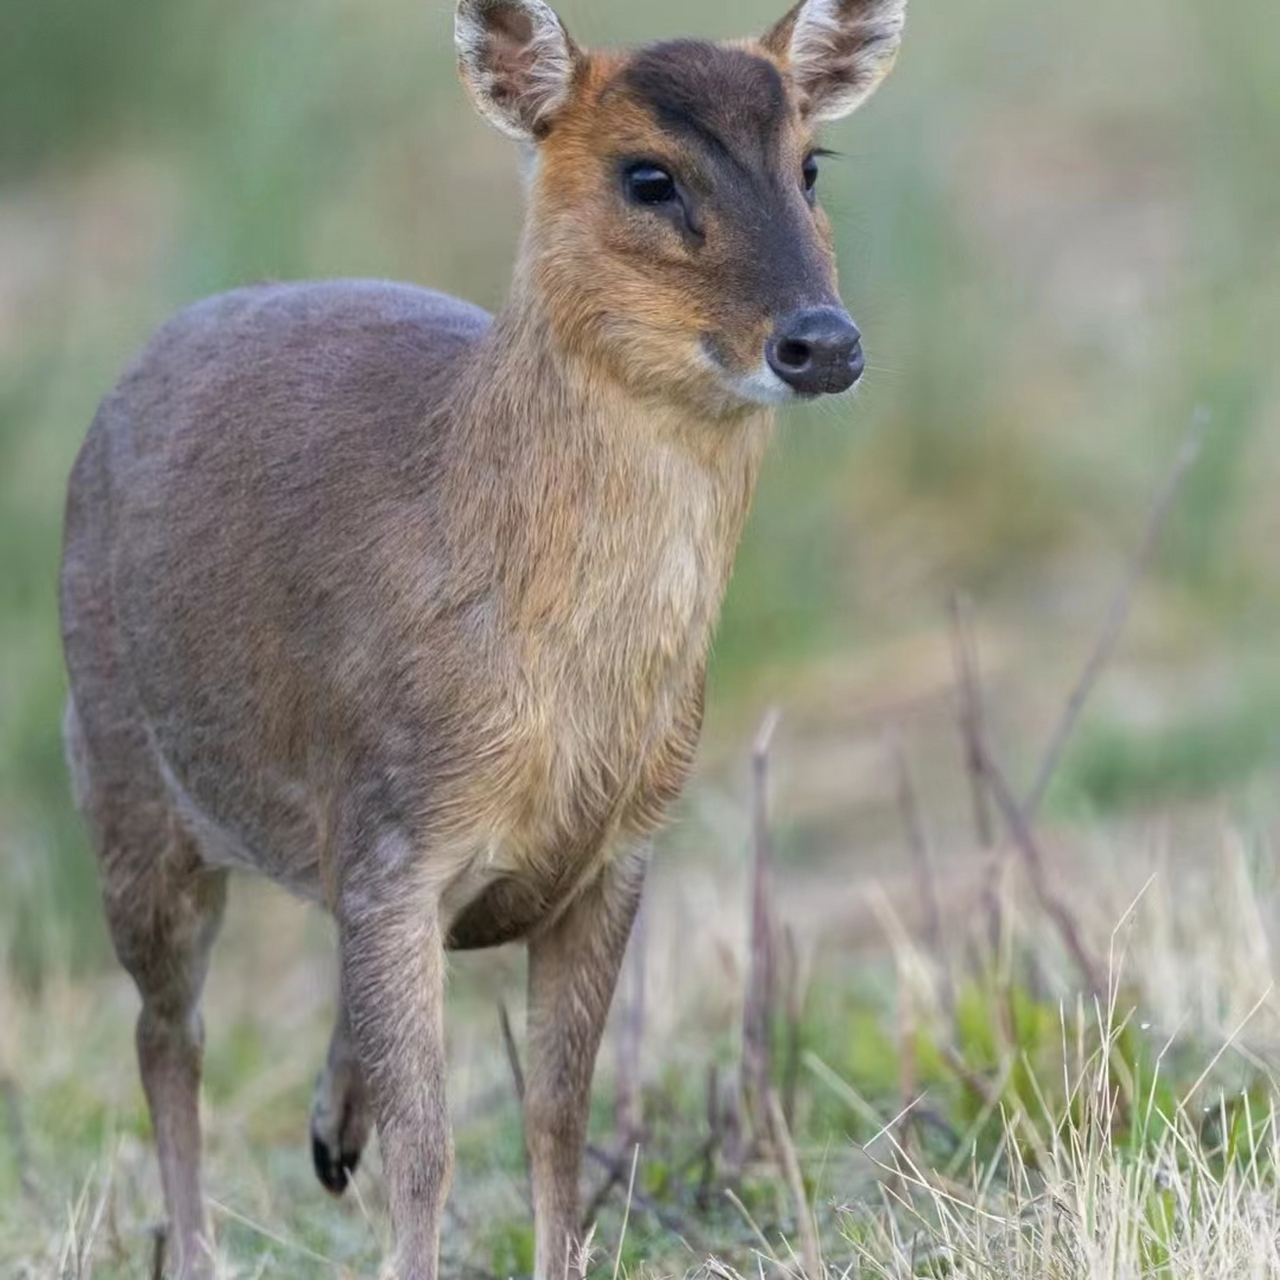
[1052,695,1280,816]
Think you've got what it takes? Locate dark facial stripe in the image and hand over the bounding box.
[621,41,789,169]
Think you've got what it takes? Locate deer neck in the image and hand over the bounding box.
[445,280,773,662]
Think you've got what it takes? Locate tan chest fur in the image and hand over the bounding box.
[446,400,769,901]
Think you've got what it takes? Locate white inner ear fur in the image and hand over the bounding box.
[787,0,906,122]
[456,0,576,142]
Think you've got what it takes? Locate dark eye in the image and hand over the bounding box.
[802,152,820,197]
[626,164,677,206]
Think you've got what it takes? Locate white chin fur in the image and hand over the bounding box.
[723,361,797,407]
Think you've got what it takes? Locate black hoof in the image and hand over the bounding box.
[311,1128,361,1196]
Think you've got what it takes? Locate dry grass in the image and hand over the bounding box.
[2,815,1279,1278]
[834,847,1280,1279]
[844,1094,1280,1280]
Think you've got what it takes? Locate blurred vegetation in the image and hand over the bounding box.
[1,0,1279,983]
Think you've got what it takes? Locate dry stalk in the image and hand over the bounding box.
[149,1226,167,1280]
[1024,409,1208,818]
[766,1088,821,1280]
[975,736,1105,998]
[941,1044,1001,1112]
[948,591,1008,970]
[780,925,808,1129]
[497,1001,525,1105]
[496,997,692,1242]
[896,975,917,1140]
[585,1143,696,1243]
[696,1065,722,1212]
[581,1153,624,1232]
[721,1063,746,1179]
[742,708,781,1148]
[888,730,954,1025]
[947,592,995,851]
[947,415,1205,1004]
[615,890,647,1143]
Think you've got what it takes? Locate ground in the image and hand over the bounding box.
[5,624,1280,1278]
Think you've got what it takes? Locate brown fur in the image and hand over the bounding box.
[58,1,904,1276]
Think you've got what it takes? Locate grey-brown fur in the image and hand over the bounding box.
[58,1,905,1276]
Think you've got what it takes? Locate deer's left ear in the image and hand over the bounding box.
[456,0,583,142]
[762,0,906,123]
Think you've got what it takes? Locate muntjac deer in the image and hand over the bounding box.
[59,0,906,1275]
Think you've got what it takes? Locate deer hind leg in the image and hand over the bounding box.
[525,846,648,1280]
[310,991,373,1195]
[98,808,228,1279]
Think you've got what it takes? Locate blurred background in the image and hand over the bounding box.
[3,1,1280,1273]
[1,0,1279,987]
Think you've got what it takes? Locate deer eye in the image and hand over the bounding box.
[802,152,820,197]
[625,164,677,206]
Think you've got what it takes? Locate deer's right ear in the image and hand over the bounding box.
[456,0,582,143]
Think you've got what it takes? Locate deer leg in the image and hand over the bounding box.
[104,835,227,1280]
[525,846,648,1280]
[311,989,373,1195]
[338,848,451,1280]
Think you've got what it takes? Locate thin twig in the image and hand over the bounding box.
[975,736,1105,998]
[947,416,1205,995]
[149,1226,167,1280]
[885,981,918,1213]
[582,1162,623,1233]
[767,1089,821,1280]
[585,1143,697,1244]
[896,975,917,1146]
[500,998,691,1244]
[498,1002,525,1105]
[888,730,954,1024]
[743,708,781,1145]
[615,892,647,1142]
[780,926,807,1129]
[1024,410,1209,817]
[948,593,994,850]
[912,1106,962,1148]
[720,1058,745,1179]
[940,1045,1001,1113]
[696,1065,721,1213]
[948,592,1007,970]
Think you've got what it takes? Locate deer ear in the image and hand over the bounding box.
[456,0,582,142]
[763,0,906,123]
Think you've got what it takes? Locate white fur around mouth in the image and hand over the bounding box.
[721,360,798,407]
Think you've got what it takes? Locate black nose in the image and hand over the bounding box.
[766,308,864,396]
